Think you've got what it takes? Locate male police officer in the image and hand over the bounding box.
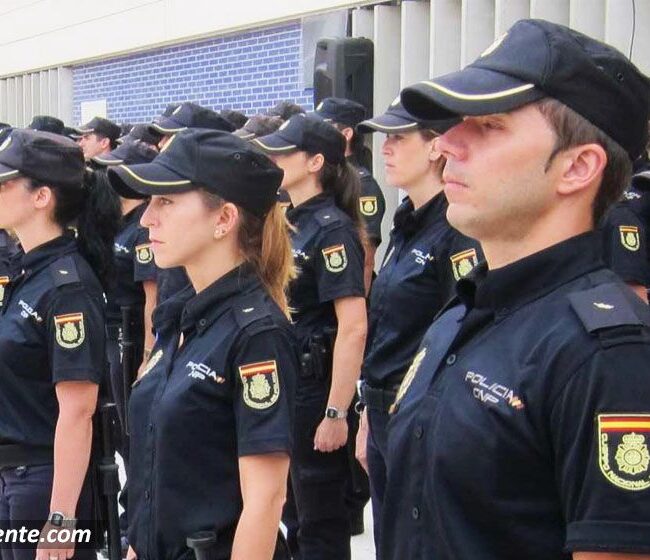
[381,19,650,560]
[75,116,121,160]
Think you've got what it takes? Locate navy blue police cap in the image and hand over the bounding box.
[151,102,235,134]
[253,114,346,164]
[107,129,283,217]
[315,97,366,127]
[401,18,650,161]
[0,129,84,188]
[74,116,121,142]
[92,140,158,167]
[357,94,459,134]
[28,115,65,135]
[118,123,163,146]
[233,114,284,141]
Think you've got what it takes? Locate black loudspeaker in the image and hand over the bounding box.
[313,37,374,116]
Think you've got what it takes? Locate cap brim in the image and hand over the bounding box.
[74,127,94,135]
[401,66,545,120]
[357,113,420,134]
[107,162,192,199]
[252,133,297,153]
[92,154,123,167]
[0,163,21,182]
[233,128,256,140]
[150,117,187,134]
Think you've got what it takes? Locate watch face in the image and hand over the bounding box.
[326,408,337,418]
[49,513,64,527]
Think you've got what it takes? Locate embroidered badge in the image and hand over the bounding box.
[322,244,348,273]
[359,196,378,217]
[238,360,280,410]
[0,276,9,307]
[450,248,478,281]
[619,225,640,252]
[390,348,427,414]
[54,313,85,349]
[140,349,163,379]
[598,414,650,491]
[135,243,154,264]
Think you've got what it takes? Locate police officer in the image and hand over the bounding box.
[27,116,65,136]
[116,124,162,151]
[380,19,650,559]
[107,129,298,560]
[315,97,386,282]
[0,129,121,560]
[255,115,367,560]
[352,97,479,554]
[75,116,122,161]
[233,114,284,141]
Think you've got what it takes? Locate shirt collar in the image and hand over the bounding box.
[286,192,333,222]
[180,263,261,334]
[122,202,146,228]
[21,232,77,275]
[393,192,448,236]
[456,231,604,313]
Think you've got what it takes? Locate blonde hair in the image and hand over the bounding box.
[200,191,296,318]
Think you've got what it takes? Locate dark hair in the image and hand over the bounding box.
[535,98,631,225]
[94,132,118,150]
[333,122,373,170]
[28,169,121,289]
[267,100,305,121]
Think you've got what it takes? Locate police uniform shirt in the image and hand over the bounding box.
[0,229,20,298]
[353,160,385,247]
[286,193,365,344]
[381,232,650,560]
[601,200,650,287]
[107,204,157,325]
[156,267,191,305]
[128,264,298,560]
[0,234,106,447]
[362,193,481,389]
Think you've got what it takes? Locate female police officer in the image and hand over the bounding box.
[353,98,480,554]
[107,129,298,560]
[0,129,120,560]
[254,114,367,560]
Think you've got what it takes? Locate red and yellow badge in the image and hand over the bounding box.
[322,244,348,273]
[238,360,280,410]
[359,196,378,217]
[619,225,640,252]
[450,248,478,281]
[598,414,650,491]
[135,243,154,264]
[0,275,9,307]
[54,312,85,349]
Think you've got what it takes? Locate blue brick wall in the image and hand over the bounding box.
[72,21,313,125]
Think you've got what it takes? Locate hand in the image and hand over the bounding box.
[126,545,137,560]
[355,409,369,474]
[36,523,75,560]
[314,417,348,452]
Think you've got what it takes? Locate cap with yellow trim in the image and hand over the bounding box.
[92,140,158,168]
[0,128,84,189]
[107,129,283,218]
[315,97,366,127]
[233,114,284,141]
[150,102,235,135]
[401,18,650,161]
[74,116,121,142]
[253,114,345,164]
[357,95,459,134]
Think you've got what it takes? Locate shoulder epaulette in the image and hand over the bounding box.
[49,255,81,288]
[233,292,272,330]
[315,208,342,228]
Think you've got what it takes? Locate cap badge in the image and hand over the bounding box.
[0,136,12,153]
[279,120,290,131]
[390,95,401,108]
[480,32,507,58]
[316,101,325,111]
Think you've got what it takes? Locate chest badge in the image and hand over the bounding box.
[0,276,9,307]
[390,347,427,414]
[359,196,378,217]
[322,244,348,273]
[140,349,163,379]
[619,225,640,252]
[450,248,478,281]
[135,243,154,264]
[598,414,650,491]
[238,360,280,410]
[54,313,86,349]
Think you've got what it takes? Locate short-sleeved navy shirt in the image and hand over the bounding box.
[353,161,385,247]
[107,204,157,325]
[363,193,481,388]
[601,200,650,287]
[0,234,106,447]
[0,230,21,304]
[128,265,298,560]
[286,193,365,345]
[381,232,650,560]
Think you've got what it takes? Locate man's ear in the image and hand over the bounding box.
[553,143,607,196]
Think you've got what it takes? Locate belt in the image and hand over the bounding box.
[0,444,53,469]
[361,383,398,413]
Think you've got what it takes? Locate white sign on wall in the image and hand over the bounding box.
[80,99,107,125]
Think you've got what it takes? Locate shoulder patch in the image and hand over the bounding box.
[135,243,154,264]
[315,209,342,228]
[568,283,646,334]
[450,248,478,281]
[49,256,81,287]
[619,225,641,252]
[238,360,280,409]
[233,293,272,331]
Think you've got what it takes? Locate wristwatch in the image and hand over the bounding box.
[325,406,347,419]
[47,511,76,528]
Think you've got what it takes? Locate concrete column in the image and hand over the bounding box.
[530,0,569,25]
[495,0,529,35]
[401,0,431,88]
[430,0,462,76]
[570,0,605,40]
[352,6,374,39]
[461,0,496,67]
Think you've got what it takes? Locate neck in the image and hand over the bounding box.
[344,144,353,158]
[15,220,64,253]
[121,197,143,216]
[481,214,592,270]
[286,177,323,208]
[404,173,444,210]
[184,241,245,294]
